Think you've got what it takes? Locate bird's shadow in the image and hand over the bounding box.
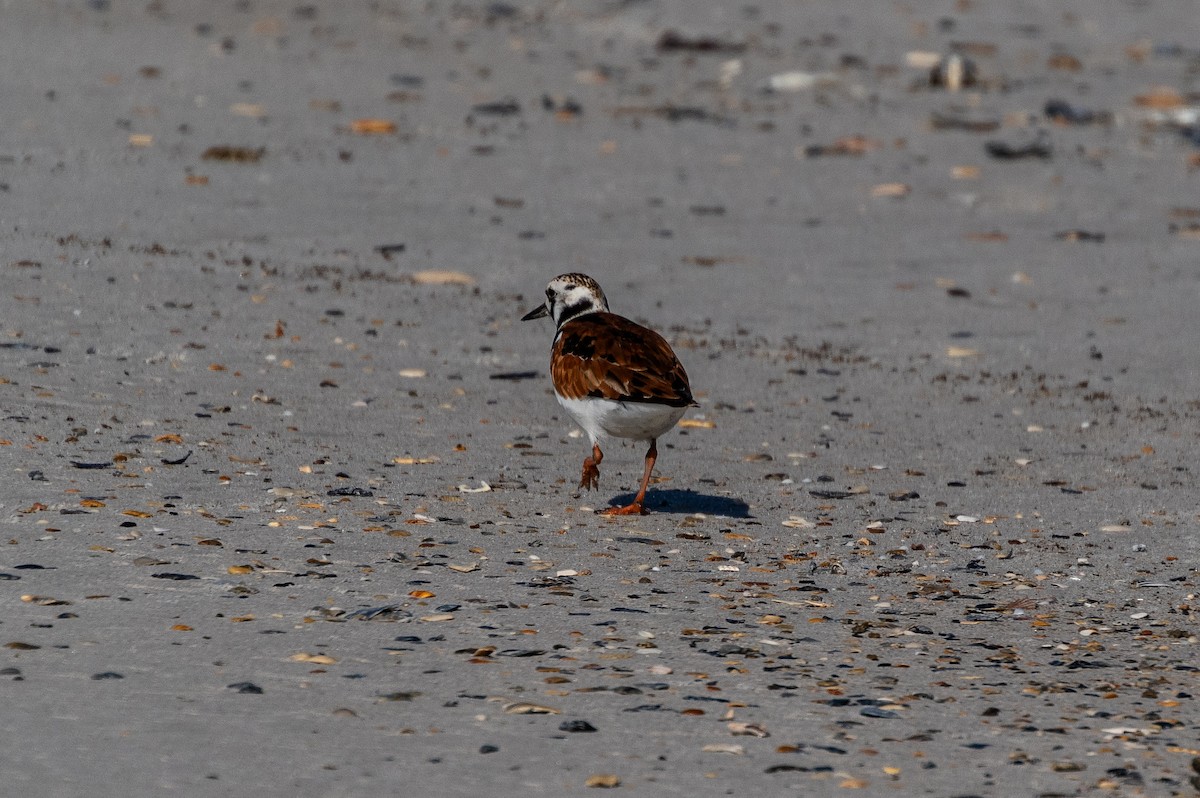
[606,489,753,518]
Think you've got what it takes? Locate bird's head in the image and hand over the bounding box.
[521,273,609,328]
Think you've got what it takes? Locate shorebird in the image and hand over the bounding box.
[522,273,696,515]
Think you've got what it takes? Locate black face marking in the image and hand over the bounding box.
[555,299,593,327]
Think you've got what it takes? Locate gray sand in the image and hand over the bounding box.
[2,1,1198,796]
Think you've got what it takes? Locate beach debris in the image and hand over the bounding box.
[471,98,520,117]
[584,774,621,788]
[802,135,882,158]
[1044,99,1111,126]
[762,71,840,93]
[406,270,476,286]
[349,118,396,134]
[985,134,1052,160]
[926,53,978,91]
[201,145,265,162]
[656,30,745,54]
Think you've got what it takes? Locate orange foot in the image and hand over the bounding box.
[579,461,600,491]
[578,444,603,492]
[600,502,647,516]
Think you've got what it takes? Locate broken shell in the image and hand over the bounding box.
[290,653,338,665]
[727,722,769,738]
[702,743,746,755]
[584,774,620,788]
[929,54,977,91]
[503,701,561,715]
[408,269,476,286]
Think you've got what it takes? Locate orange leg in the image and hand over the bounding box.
[579,443,602,491]
[601,439,657,516]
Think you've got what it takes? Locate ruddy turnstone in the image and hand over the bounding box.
[522,273,696,515]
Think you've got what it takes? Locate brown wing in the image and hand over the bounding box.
[551,312,694,406]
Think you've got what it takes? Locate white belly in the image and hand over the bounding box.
[558,396,686,443]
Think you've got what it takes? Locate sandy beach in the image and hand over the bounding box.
[2,1,1198,795]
